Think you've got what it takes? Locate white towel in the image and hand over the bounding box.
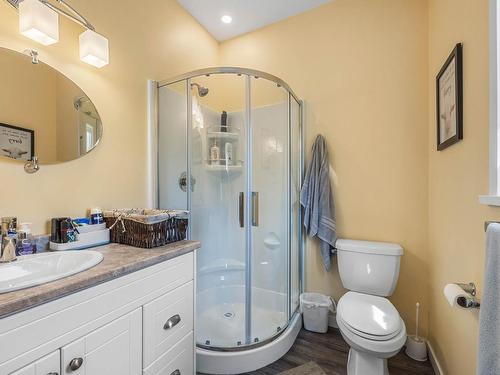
[478,223,500,375]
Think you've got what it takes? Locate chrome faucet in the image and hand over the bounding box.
[0,236,17,263]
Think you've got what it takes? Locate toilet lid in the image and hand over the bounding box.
[337,292,402,340]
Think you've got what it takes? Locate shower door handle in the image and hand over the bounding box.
[252,192,259,227]
[239,192,244,228]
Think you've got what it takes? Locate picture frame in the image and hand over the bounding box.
[436,43,463,151]
[0,123,35,161]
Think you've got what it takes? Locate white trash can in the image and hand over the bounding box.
[300,293,335,333]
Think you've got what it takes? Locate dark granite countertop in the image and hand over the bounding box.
[0,240,200,319]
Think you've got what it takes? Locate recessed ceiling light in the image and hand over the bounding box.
[221,15,232,24]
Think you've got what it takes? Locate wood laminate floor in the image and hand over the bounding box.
[200,328,435,375]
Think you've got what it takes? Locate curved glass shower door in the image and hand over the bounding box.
[250,77,289,343]
[188,74,248,349]
[157,68,302,352]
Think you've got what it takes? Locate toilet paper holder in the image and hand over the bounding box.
[485,221,500,231]
[455,282,480,309]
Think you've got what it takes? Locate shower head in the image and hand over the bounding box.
[191,82,209,97]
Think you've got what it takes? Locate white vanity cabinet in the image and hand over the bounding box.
[1,250,197,375]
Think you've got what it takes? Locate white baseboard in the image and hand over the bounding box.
[427,341,444,375]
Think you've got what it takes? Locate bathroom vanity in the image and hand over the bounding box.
[0,240,199,375]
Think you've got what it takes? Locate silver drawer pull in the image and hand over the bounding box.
[68,357,83,371]
[170,370,180,375]
[163,314,181,330]
[47,373,59,375]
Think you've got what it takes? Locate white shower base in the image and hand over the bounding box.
[196,284,290,348]
[197,313,302,374]
[197,302,287,348]
[196,314,302,375]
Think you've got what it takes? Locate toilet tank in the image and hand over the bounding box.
[336,239,403,297]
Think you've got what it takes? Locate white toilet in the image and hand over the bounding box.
[335,239,406,375]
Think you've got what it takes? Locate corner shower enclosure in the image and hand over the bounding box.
[153,68,303,374]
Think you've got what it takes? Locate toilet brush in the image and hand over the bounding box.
[405,302,428,361]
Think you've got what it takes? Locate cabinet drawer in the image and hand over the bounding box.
[143,332,193,375]
[143,281,194,368]
[10,350,60,375]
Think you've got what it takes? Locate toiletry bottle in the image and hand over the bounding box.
[211,141,220,165]
[16,223,35,255]
[1,218,8,236]
[225,142,233,166]
[90,208,104,225]
[0,236,17,263]
[1,217,17,237]
[221,111,228,132]
[7,217,17,237]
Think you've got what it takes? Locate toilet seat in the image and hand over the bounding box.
[337,292,402,342]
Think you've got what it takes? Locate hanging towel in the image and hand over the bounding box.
[300,135,336,271]
[478,223,500,375]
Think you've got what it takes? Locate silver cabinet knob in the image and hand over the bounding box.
[68,357,83,371]
[163,314,181,330]
[170,370,180,375]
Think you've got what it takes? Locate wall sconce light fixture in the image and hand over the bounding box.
[6,0,109,68]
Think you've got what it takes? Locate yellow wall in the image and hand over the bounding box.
[0,0,494,370]
[427,0,494,373]
[219,0,430,337]
[0,0,219,234]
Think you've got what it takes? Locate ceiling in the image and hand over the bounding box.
[177,0,332,42]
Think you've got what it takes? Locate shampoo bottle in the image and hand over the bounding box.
[210,141,220,165]
[221,111,228,132]
[225,142,233,166]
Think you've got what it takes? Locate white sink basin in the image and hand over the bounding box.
[0,251,104,294]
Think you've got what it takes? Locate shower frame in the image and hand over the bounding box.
[149,67,305,353]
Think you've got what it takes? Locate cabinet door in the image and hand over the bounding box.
[61,308,142,375]
[10,350,60,375]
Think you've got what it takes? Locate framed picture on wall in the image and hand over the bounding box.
[436,43,463,151]
[0,123,35,161]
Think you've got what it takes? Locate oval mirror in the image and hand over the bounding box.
[0,47,102,164]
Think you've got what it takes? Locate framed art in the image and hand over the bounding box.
[436,43,463,151]
[0,123,35,161]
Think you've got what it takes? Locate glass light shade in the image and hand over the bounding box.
[19,0,59,46]
[79,30,109,68]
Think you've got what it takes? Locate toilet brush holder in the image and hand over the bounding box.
[405,335,428,361]
[405,301,428,361]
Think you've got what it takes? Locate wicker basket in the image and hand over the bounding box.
[103,209,188,248]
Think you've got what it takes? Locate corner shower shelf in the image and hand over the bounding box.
[205,161,243,172]
[206,126,241,173]
[207,131,239,140]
